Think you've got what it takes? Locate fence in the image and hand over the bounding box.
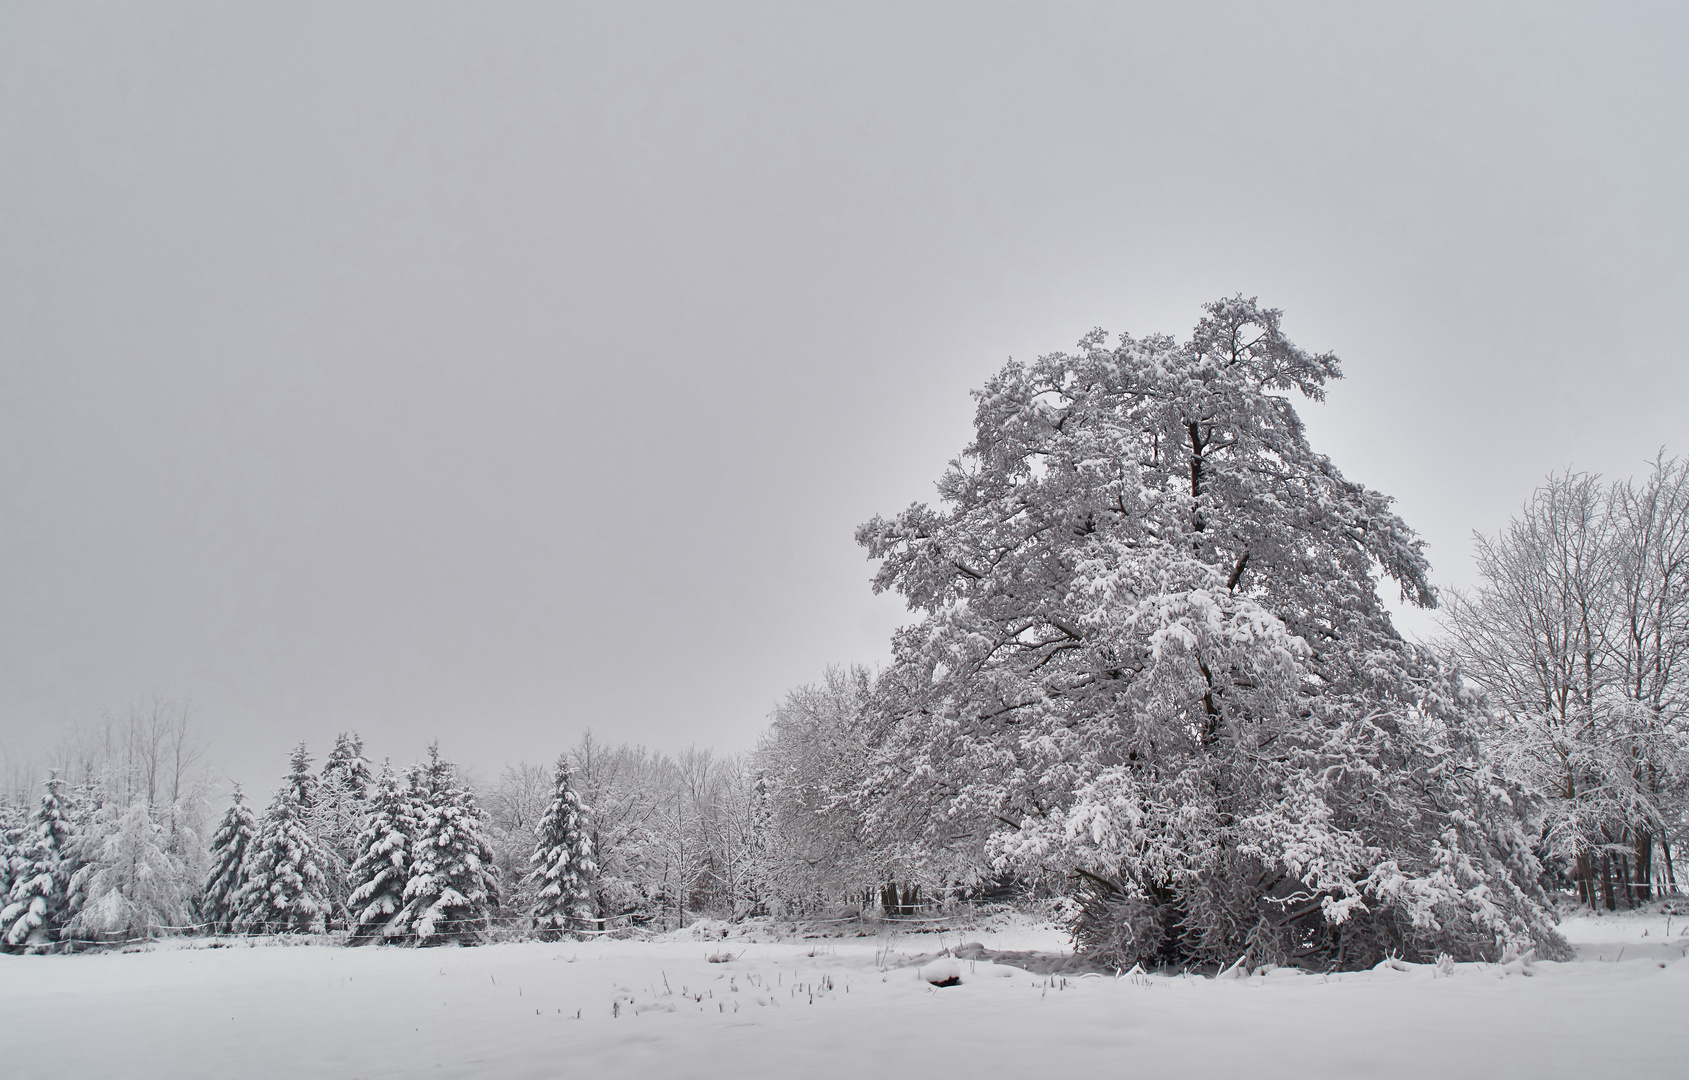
[26,899,1004,952]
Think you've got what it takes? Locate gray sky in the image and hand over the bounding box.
[3,2,1685,792]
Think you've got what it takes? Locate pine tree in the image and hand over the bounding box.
[1,774,76,951]
[283,742,319,810]
[402,744,499,944]
[322,732,374,799]
[346,764,416,942]
[238,783,331,934]
[0,800,26,907]
[203,787,259,934]
[528,756,597,936]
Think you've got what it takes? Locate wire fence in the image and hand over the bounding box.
[27,899,1014,951]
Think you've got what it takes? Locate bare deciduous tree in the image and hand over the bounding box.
[1446,459,1689,907]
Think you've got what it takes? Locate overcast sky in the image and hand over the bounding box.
[2,1,1685,792]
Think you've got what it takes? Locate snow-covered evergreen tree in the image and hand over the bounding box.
[528,756,596,935]
[282,742,319,810]
[203,787,259,934]
[237,782,332,934]
[2,774,76,951]
[0,800,26,908]
[855,297,1570,969]
[322,732,374,799]
[402,744,498,944]
[346,763,416,942]
[65,800,192,944]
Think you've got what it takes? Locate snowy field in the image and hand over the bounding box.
[4,910,1686,1079]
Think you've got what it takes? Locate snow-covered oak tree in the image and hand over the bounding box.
[855,297,1568,969]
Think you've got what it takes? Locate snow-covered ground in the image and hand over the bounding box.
[4,908,1686,1079]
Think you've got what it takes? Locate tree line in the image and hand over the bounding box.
[5,298,1685,967]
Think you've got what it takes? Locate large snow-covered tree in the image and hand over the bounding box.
[64,800,193,944]
[527,756,597,935]
[855,297,1568,969]
[203,787,259,934]
[1,774,76,951]
[346,763,417,942]
[401,745,498,944]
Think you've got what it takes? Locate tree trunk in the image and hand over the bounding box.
[1634,829,1654,904]
[1601,853,1616,911]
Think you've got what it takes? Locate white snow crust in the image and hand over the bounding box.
[3,910,1685,1078]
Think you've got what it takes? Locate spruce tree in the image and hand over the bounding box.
[347,764,416,942]
[322,732,374,799]
[1,774,76,951]
[528,756,597,936]
[402,744,499,944]
[238,783,331,934]
[283,742,319,810]
[0,800,25,907]
[203,787,259,934]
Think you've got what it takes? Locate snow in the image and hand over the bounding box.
[2,911,1685,1078]
[916,956,962,985]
